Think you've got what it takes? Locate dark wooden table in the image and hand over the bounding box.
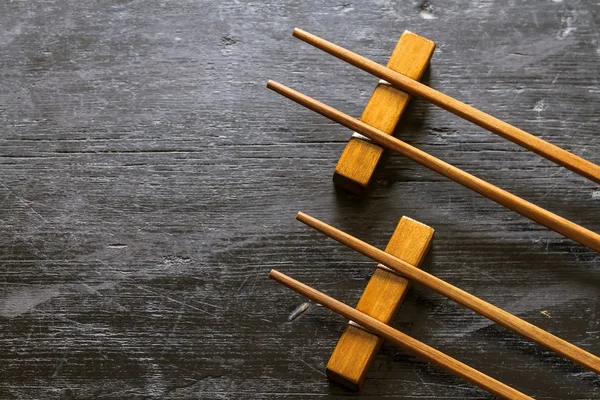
[1,1,599,398]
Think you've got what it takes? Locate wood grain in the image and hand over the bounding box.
[333,31,435,194]
[326,216,434,390]
[296,212,600,375]
[267,80,600,252]
[294,28,600,185]
[270,270,534,400]
[1,1,598,398]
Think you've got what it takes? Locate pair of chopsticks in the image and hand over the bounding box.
[292,28,600,184]
[267,29,600,253]
[270,213,600,399]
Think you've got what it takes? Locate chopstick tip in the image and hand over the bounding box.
[292,27,312,41]
[267,80,285,93]
[268,269,279,280]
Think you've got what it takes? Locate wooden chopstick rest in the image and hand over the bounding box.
[266,80,600,252]
[293,28,600,184]
[334,31,436,195]
[269,270,534,400]
[327,216,434,390]
[295,211,600,375]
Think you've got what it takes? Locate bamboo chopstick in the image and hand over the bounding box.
[269,269,534,400]
[295,211,600,375]
[292,28,600,185]
[266,80,600,253]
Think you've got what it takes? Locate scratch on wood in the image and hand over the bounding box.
[288,302,309,322]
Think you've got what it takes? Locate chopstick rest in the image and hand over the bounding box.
[327,216,434,390]
[334,31,436,195]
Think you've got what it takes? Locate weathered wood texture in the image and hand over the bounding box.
[0,1,598,399]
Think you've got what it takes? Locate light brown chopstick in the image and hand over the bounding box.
[294,211,600,375]
[292,28,600,184]
[266,80,600,252]
[269,269,534,400]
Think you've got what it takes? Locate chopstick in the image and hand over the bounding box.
[292,28,600,185]
[266,80,600,253]
[294,211,600,375]
[269,269,534,400]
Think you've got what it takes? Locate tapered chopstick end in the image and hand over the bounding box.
[296,212,329,237]
[292,27,305,38]
[266,80,287,96]
[296,211,310,224]
[270,270,290,288]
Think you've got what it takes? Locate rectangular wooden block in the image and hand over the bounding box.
[333,31,436,195]
[326,216,434,391]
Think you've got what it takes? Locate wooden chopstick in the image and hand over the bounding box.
[269,269,534,400]
[292,28,600,185]
[266,80,600,252]
[294,211,600,375]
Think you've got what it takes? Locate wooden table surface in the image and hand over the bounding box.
[1,1,599,398]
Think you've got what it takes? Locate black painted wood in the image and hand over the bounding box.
[0,1,599,398]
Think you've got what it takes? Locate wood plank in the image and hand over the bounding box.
[2,2,599,398]
[326,216,434,390]
[333,31,436,194]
